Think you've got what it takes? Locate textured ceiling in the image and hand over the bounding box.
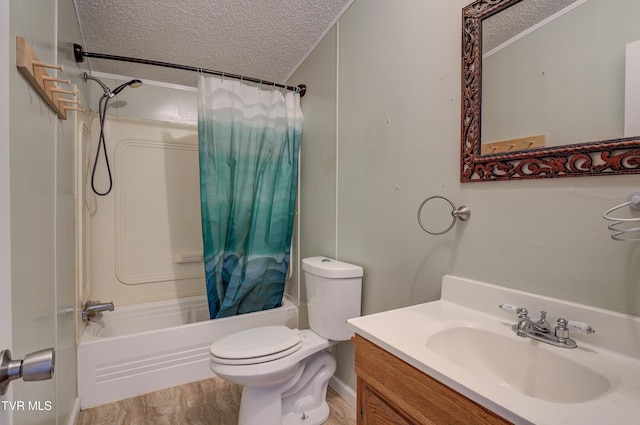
[483,0,581,53]
[73,0,352,87]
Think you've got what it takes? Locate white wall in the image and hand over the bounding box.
[291,0,640,389]
[84,74,198,125]
[87,115,205,306]
[57,1,90,421]
[81,76,208,306]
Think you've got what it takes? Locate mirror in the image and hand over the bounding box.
[461,0,640,182]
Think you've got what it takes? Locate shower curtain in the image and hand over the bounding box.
[198,76,303,319]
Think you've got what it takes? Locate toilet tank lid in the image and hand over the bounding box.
[302,257,363,278]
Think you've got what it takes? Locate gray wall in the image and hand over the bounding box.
[9,0,87,422]
[290,0,640,389]
[482,0,640,146]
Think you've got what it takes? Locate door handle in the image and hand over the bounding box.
[0,348,55,395]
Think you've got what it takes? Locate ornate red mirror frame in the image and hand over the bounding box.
[461,0,640,182]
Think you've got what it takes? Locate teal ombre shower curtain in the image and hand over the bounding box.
[198,76,303,319]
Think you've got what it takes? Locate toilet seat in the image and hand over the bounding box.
[210,325,302,365]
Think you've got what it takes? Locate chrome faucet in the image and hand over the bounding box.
[500,304,595,349]
[82,300,115,322]
[531,310,551,333]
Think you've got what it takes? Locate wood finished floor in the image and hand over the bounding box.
[77,376,356,425]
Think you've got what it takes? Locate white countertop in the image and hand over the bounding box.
[347,275,640,425]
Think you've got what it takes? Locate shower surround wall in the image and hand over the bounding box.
[88,115,205,305]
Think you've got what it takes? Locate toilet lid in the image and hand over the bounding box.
[210,326,301,365]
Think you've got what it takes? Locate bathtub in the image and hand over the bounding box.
[78,295,298,408]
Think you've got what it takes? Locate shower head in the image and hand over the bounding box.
[111,79,143,96]
[83,72,143,97]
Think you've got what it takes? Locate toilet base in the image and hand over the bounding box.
[282,402,329,425]
[237,350,336,425]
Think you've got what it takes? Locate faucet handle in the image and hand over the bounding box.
[499,303,529,317]
[567,320,596,335]
[499,303,526,314]
[555,318,570,339]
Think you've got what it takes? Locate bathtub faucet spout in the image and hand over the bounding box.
[82,300,115,322]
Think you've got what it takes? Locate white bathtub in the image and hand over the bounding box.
[78,295,298,408]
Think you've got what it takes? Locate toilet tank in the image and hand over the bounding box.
[302,257,363,341]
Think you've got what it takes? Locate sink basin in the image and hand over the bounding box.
[426,324,611,403]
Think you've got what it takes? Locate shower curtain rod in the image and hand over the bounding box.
[73,44,306,97]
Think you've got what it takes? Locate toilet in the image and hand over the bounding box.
[209,256,363,425]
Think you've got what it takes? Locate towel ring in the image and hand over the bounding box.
[417,196,471,235]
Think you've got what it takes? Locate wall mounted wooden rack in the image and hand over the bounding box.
[16,36,84,120]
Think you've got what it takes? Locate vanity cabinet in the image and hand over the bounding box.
[354,335,512,425]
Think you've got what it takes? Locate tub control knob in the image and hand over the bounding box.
[0,348,55,395]
[555,318,569,340]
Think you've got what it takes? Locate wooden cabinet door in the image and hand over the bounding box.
[360,380,413,425]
